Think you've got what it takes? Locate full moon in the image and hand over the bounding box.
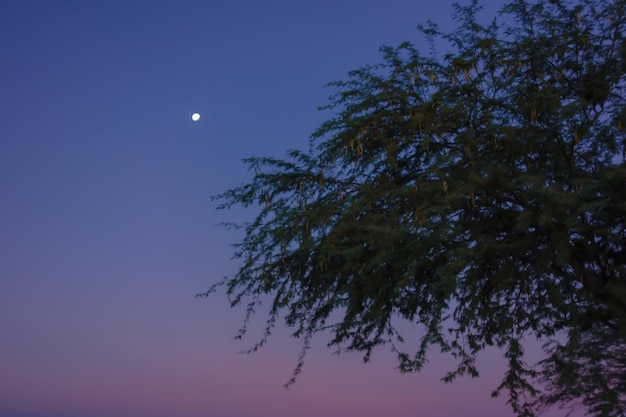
[191,113,201,121]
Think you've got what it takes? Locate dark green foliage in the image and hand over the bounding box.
[198,0,626,415]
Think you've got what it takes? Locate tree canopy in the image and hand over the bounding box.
[198,0,626,415]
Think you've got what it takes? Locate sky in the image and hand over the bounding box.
[0,1,580,417]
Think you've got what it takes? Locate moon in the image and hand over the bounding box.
[191,113,201,121]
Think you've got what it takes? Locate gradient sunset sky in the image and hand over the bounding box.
[1,1,581,417]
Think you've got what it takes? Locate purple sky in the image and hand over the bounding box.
[0,1,579,417]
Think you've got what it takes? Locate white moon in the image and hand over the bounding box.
[191,113,201,121]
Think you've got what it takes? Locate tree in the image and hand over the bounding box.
[198,0,626,415]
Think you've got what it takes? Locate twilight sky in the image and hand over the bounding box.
[0,1,580,417]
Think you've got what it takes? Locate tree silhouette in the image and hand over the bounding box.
[199,1,626,415]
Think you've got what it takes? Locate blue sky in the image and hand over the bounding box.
[0,1,579,417]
